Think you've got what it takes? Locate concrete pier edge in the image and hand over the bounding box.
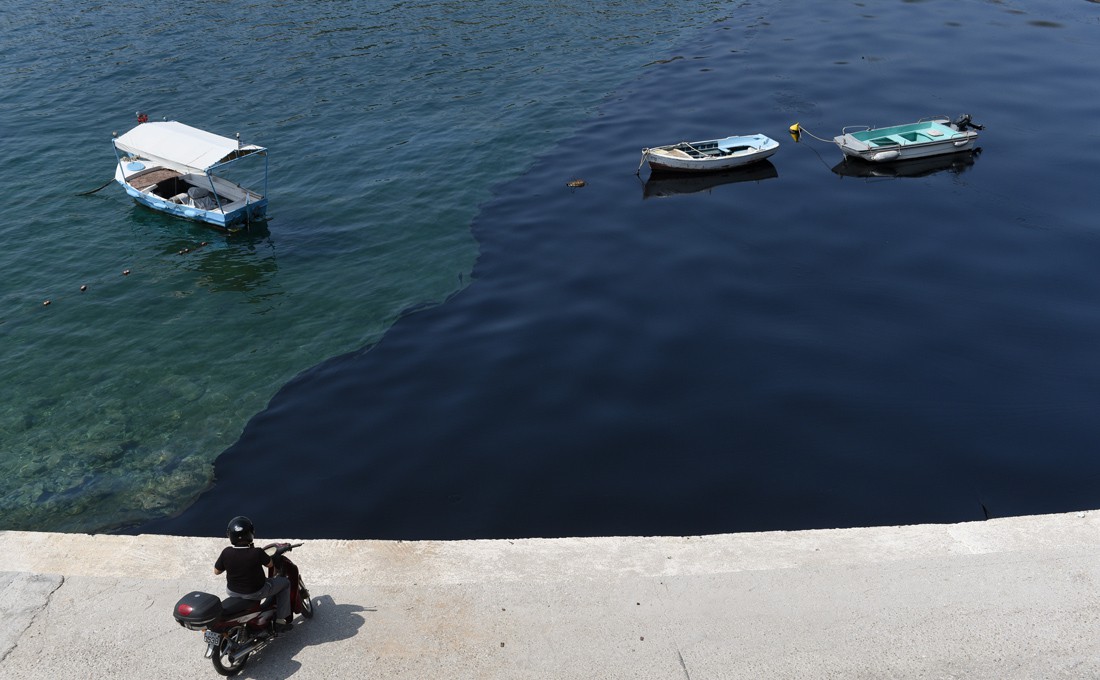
[3,510,1099,678]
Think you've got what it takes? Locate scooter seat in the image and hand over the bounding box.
[221,597,257,616]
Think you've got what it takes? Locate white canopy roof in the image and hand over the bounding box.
[114,121,265,174]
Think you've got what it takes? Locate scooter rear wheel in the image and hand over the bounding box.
[211,626,250,676]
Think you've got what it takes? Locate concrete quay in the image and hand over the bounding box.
[2,511,1100,679]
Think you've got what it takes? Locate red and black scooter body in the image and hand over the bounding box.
[172,542,312,675]
[174,546,302,631]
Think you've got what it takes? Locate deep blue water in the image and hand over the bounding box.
[141,1,1100,540]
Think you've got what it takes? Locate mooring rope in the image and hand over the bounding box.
[786,123,838,172]
[790,123,835,144]
[75,178,115,196]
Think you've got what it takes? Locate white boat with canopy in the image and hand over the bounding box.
[112,118,268,230]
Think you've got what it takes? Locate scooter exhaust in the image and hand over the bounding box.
[229,639,271,665]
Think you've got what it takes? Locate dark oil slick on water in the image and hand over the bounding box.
[147,1,1100,540]
[2,1,1099,539]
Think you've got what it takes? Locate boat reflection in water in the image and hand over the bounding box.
[642,160,778,199]
[831,149,980,180]
[129,206,280,301]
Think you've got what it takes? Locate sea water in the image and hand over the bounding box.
[3,1,1100,538]
[0,0,729,531]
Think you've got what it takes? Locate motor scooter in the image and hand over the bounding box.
[173,542,314,676]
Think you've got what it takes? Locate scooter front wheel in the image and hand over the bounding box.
[211,626,250,676]
[299,579,314,619]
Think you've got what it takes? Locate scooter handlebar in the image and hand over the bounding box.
[262,541,305,556]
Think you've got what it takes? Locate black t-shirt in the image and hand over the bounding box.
[215,546,269,594]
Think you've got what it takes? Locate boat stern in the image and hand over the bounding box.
[223,198,269,229]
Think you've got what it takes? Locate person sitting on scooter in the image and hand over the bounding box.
[214,515,293,631]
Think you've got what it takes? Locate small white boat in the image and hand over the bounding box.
[112,117,268,231]
[641,133,779,173]
[832,115,983,163]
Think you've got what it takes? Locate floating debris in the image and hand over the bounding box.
[43,300,51,306]
[122,269,131,276]
[566,179,586,188]
[80,285,87,292]
[179,241,214,256]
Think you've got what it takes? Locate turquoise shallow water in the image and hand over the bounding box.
[0,0,730,531]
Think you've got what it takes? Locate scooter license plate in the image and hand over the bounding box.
[204,630,221,646]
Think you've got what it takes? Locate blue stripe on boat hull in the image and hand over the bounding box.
[121,182,267,229]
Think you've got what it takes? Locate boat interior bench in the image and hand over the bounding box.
[868,132,942,146]
[863,124,953,147]
[127,168,231,210]
[717,144,752,154]
[147,175,194,201]
[678,144,753,158]
[128,167,183,191]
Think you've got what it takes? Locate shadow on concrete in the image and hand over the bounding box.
[232,595,373,678]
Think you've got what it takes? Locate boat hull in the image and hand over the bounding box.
[644,134,779,173]
[121,181,268,228]
[835,136,977,162]
[114,164,266,230]
[833,119,978,163]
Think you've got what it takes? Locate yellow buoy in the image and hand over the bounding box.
[789,122,801,143]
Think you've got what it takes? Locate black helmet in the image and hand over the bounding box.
[227,516,254,547]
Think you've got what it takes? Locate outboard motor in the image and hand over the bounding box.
[952,114,984,131]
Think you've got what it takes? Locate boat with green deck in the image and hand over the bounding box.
[833,115,983,163]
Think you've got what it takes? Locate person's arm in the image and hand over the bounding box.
[214,567,224,575]
[258,545,274,570]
